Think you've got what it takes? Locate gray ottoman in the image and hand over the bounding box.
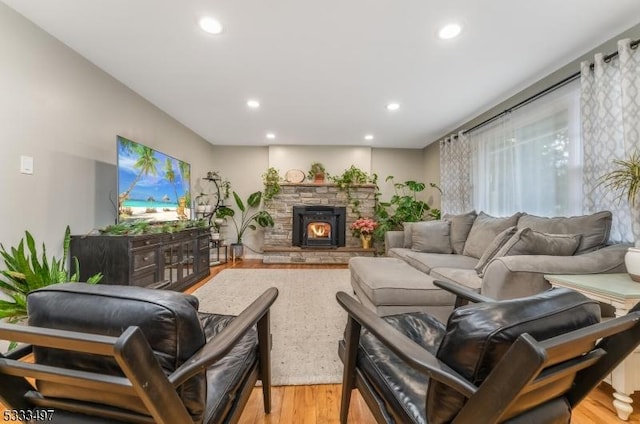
[349,257,455,323]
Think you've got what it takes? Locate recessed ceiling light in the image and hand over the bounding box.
[266,133,276,140]
[386,102,400,111]
[364,134,374,141]
[199,17,223,35]
[438,23,462,40]
[247,99,260,109]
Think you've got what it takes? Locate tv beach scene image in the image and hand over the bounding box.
[117,136,191,222]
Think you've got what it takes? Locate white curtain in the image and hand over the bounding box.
[439,131,472,214]
[582,39,640,243]
[468,81,582,217]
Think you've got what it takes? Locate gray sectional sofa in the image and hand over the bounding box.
[349,210,628,322]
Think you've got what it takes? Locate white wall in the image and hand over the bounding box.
[268,145,372,176]
[0,3,215,255]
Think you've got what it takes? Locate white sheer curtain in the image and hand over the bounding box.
[439,131,472,214]
[468,81,582,217]
[582,39,640,244]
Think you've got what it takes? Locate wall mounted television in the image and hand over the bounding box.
[117,135,191,223]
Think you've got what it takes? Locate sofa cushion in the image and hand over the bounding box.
[429,267,483,292]
[517,211,612,255]
[402,222,416,248]
[426,288,600,424]
[411,221,453,254]
[442,210,477,254]
[350,257,455,307]
[494,228,581,259]
[462,212,522,259]
[404,251,478,275]
[474,226,517,277]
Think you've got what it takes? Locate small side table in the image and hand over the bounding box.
[210,239,228,266]
[545,273,640,420]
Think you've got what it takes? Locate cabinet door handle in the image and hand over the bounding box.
[143,256,149,261]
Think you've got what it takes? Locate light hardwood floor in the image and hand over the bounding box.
[197,260,640,424]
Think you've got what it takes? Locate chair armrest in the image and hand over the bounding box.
[169,287,278,387]
[433,280,494,305]
[336,291,477,398]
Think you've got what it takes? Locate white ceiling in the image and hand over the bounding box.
[3,1,640,148]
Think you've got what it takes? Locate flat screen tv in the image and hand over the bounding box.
[117,135,191,223]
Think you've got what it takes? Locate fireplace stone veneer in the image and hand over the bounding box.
[262,182,376,263]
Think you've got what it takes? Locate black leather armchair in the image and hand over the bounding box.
[337,280,640,423]
[0,282,278,424]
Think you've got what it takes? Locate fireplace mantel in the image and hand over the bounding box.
[262,183,376,263]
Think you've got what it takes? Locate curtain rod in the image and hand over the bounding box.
[457,38,640,137]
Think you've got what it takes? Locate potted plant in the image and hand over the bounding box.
[220,180,232,204]
[308,162,327,183]
[350,217,378,249]
[0,226,103,330]
[262,167,281,200]
[195,193,211,214]
[224,191,274,259]
[598,151,640,280]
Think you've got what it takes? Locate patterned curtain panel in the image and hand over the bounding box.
[439,131,472,214]
[582,39,640,244]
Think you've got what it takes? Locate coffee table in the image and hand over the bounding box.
[545,273,640,420]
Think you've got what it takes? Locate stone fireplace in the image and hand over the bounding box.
[292,205,346,248]
[262,182,376,263]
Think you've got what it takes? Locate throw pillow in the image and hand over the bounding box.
[474,226,517,277]
[402,222,415,248]
[462,212,523,259]
[517,211,612,255]
[411,221,453,254]
[442,210,477,255]
[493,227,581,259]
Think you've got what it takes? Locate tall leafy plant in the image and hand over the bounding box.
[374,177,433,240]
[223,191,274,244]
[0,226,102,323]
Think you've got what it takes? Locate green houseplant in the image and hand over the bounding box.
[308,162,327,183]
[0,226,103,324]
[374,177,433,241]
[599,151,640,248]
[262,167,282,201]
[220,191,274,259]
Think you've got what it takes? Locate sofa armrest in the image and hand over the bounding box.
[481,244,629,300]
[384,231,404,255]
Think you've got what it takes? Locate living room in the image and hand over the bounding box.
[2,1,640,423]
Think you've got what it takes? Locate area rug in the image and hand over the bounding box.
[191,268,352,386]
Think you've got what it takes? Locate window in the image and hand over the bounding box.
[468,80,582,217]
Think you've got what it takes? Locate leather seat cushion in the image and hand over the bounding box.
[199,313,258,424]
[28,283,207,422]
[357,312,446,424]
[426,288,600,424]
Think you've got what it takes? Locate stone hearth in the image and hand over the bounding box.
[263,182,376,263]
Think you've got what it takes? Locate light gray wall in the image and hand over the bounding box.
[422,142,441,210]
[0,3,215,256]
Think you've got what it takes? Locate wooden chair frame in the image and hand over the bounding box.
[337,282,640,423]
[0,287,278,424]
